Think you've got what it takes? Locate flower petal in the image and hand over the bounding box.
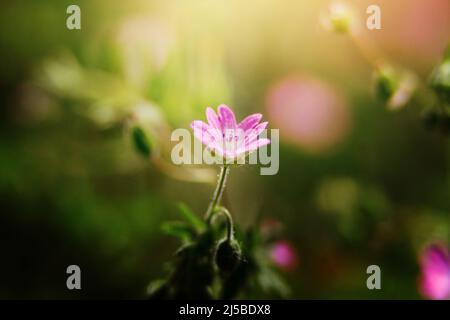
[238,113,262,131]
[244,121,268,144]
[206,107,221,130]
[191,120,209,132]
[191,120,217,146]
[237,138,271,155]
[420,245,450,300]
[218,104,237,130]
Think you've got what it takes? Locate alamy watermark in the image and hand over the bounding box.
[170,128,280,176]
[366,265,381,290]
[66,5,81,30]
[66,265,81,290]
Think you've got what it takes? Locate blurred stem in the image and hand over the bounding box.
[205,165,230,224]
[214,206,234,241]
[349,29,384,72]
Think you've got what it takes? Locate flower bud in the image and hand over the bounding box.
[374,66,417,111]
[320,2,355,34]
[131,126,152,157]
[215,239,241,274]
[375,67,398,103]
[430,53,450,102]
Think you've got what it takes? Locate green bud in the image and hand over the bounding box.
[430,56,450,102]
[321,2,355,34]
[375,67,399,104]
[215,239,241,274]
[132,126,152,158]
[374,66,417,110]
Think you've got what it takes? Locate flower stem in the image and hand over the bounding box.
[214,207,234,241]
[349,29,384,72]
[205,165,229,224]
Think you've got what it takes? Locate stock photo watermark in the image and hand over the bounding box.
[170,128,280,175]
[366,5,381,30]
[66,3,381,32]
[66,5,81,30]
[66,265,81,290]
[366,265,381,290]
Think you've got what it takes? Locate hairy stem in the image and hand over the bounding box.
[213,206,234,241]
[205,165,229,224]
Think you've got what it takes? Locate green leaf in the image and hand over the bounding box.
[160,221,195,242]
[177,203,207,232]
[132,126,151,158]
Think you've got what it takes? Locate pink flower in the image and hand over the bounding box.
[270,241,298,271]
[419,243,450,300]
[191,104,270,161]
[266,76,350,153]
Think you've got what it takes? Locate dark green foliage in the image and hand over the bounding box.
[148,230,216,299]
[160,221,196,243]
[148,205,289,299]
[421,107,450,134]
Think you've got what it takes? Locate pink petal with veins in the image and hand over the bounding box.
[206,107,222,130]
[218,104,237,129]
[239,113,262,131]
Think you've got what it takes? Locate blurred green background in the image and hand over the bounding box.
[0,0,449,299]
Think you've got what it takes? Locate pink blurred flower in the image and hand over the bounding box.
[372,0,450,69]
[191,104,270,161]
[270,241,298,271]
[419,243,450,300]
[266,76,350,153]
